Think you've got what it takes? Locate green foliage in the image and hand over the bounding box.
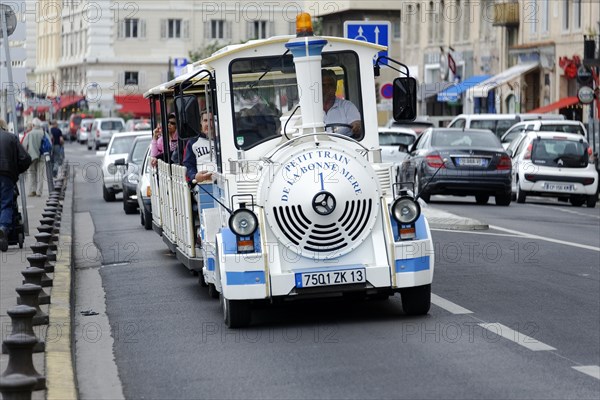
[189,41,229,63]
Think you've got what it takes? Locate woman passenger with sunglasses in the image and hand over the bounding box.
[151,113,179,166]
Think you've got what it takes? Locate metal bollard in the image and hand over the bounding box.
[41,211,58,219]
[2,305,45,354]
[0,373,39,400]
[25,253,52,288]
[36,225,53,235]
[33,233,56,262]
[19,268,50,305]
[39,217,59,229]
[0,334,46,390]
[15,285,48,326]
[29,242,54,273]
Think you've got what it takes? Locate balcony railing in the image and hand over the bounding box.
[493,2,520,27]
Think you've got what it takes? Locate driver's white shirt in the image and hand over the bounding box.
[323,97,361,136]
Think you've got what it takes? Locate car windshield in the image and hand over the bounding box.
[538,124,585,136]
[110,136,137,155]
[502,129,522,143]
[532,138,588,167]
[131,138,151,164]
[432,131,501,148]
[101,121,124,130]
[471,119,518,138]
[379,132,416,146]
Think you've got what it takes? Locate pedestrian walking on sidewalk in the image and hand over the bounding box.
[50,120,64,177]
[22,118,48,197]
[0,119,32,252]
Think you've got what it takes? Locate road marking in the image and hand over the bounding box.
[489,225,600,252]
[431,294,473,314]
[479,323,556,351]
[529,203,600,219]
[572,365,600,380]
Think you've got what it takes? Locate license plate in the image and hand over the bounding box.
[458,157,487,167]
[296,268,366,288]
[543,183,575,192]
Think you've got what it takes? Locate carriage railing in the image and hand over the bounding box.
[150,163,162,228]
[171,164,196,258]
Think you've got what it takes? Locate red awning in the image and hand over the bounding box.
[527,96,579,114]
[114,95,152,118]
[54,95,84,112]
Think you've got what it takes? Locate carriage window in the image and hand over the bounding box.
[229,51,363,150]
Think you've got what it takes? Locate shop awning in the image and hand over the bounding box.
[468,62,539,98]
[54,95,84,112]
[437,75,491,102]
[527,96,579,114]
[114,95,152,118]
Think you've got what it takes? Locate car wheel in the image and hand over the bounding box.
[87,141,92,150]
[586,195,597,208]
[208,283,220,299]
[516,180,527,204]
[95,142,99,150]
[495,192,512,206]
[475,194,489,205]
[123,199,137,214]
[570,195,586,207]
[414,171,430,203]
[102,185,115,202]
[221,293,251,329]
[143,209,152,230]
[400,284,431,315]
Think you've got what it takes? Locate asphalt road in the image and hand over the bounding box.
[67,144,600,399]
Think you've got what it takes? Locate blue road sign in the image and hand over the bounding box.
[174,57,189,77]
[343,21,390,63]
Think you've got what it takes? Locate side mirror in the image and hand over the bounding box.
[114,158,126,166]
[392,77,417,122]
[398,144,409,153]
[174,94,201,139]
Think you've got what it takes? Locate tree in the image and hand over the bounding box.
[189,41,229,63]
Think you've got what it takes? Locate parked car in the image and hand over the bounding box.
[125,118,151,131]
[77,118,94,144]
[115,135,152,214]
[509,131,598,207]
[379,127,417,179]
[500,119,587,149]
[137,147,153,230]
[386,116,434,135]
[447,113,565,140]
[100,131,151,202]
[400,128,512,205]
[88,118,125,150]
[68,113,91,142]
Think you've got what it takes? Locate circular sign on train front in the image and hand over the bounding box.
[260,142,381,259]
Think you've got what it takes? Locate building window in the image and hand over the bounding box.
[529,0,538,35]
[541,0,549,34]
[211,20,225,39]
[124,71,139,85]
[392,19,401,40]
[169,19,181,38]
[250,21,269,39]
[161,19,187,39]
[124,18,138,38]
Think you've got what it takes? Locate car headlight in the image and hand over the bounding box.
[127,173,139,184]
[107,164,117,175]
[229,208,258,236]
[391,196,421,224]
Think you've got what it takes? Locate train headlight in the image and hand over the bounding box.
[229,208,258,237]
[391,196,421,225]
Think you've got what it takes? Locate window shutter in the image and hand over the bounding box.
[119,72,125,88]
[247,21,254,39]
[139,19,146,39]
[160,19,167,39]
[268,21,274,38]
[182,20,190,39]
[205,21,211,39]
[226,21,232,39]
[117,20,124,38]
[139,71,146,88]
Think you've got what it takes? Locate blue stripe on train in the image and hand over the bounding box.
[225,271,266,285]
[395,256,430,273]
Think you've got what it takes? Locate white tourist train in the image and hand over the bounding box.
[144,13,435,328]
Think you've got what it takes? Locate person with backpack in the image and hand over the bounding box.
[22,118,50,197]
[49,120,64,178]
[0,119,32,251]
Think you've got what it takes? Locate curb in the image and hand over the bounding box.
[45,168,77,400]
[422,206,489,231]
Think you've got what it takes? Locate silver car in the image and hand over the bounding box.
[87,118,125,150]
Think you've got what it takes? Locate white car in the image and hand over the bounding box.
[88,117,126,150]
[77,118,94,144]
[448,113,564,140]
[500,119,587,149]
[379,127,417,181]
[136,146,153,230]
[510,131,598,207]
[100,131,151,202]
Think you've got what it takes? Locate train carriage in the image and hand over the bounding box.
[145,13,435,328]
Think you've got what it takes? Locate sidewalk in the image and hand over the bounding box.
[0,170,77,400]
[0,188,49,400]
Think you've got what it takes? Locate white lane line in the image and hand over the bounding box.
[489,225,600,252]
[572,365,600,380]
[479,323,556,351]
[431,294,473,314]
[529,203,600,219]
